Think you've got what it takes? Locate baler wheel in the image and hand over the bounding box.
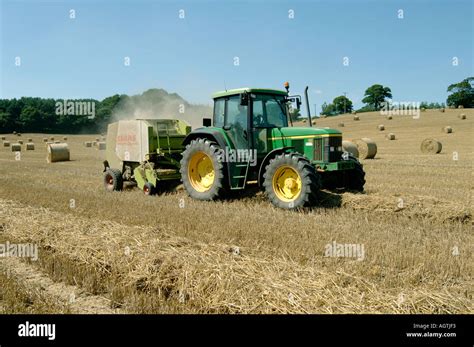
[104,168,123,192]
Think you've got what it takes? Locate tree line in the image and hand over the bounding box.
[320,77,473,117]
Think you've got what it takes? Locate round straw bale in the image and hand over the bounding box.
[1,136,5,140]
[386,133,396,140]
[421,138,442,154]
[96,142,106,150]
[302,119,307,123]
[43,137,48,142]
[11,143,21,152]
[27,138,33,142]
[458,105,464,109]
[50,136,55,141]
[353,115,360,121]
[440,108,445,113]
[16,133,21,137]
[63,136,68,141]
[443,126,452,133]
[84,141,92,147]
[92,141,97,147]
[338,122,345,127]
[458,114,466,120]
[47,143,70,163]
[26,143,35,150]
[3,141,10,147]
[377,124,385,131]
[342,140,359,158]
[353,138,377,159]
[18,140,23,144]
[12,131,16,135]
[386,115,392,120]
[351,111,357,115]
[311,120,316,125]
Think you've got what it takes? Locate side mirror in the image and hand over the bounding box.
[240,92,249,106]
[202,118,212,127]
[296,99,301,110]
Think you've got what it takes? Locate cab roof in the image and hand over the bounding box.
[212,88,288,99]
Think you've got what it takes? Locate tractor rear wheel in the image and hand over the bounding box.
[180,138,226,200]
[263,153,320,209]
[343,157,366,192]
[104,168,123,192]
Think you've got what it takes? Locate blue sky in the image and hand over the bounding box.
[1,0,472,111]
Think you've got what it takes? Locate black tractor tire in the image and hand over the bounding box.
[104,168,123,192]
[263,153,321,209]
[343,157,366,192]
[180,138,226,200]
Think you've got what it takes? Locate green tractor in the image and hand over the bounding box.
[180,83,365,209]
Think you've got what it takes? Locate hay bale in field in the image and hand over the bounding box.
[386,115,392,120]
[3,141,10,147]
[84,141,92,148]
[338,122,345,127]
[353,138,377,159]
[421,138,442,154]
[458,105,464,109]
[311,120,316,125]
[1,136,5,140]
[302,119,307,123]
[47,143,70,163]
[11,143,21,152]
[95,137,100,142]
[43,137,48,142]
[459,114,466,120]
[377,124,385,131]
[342,140,359,158]
[351,111,357,115]
[440,108,445,113]
[26,143,35,151]
[27,138,33,142]
[18,140,23,144]
[385,133,396,140]
[12,131,16,135]
[50,136,55,141]
[16,133,21,137]
[97,142,106,150]
[353,115,360,121]
[92,141,97,147]
[443,126,452,133]
[63,136,68,141]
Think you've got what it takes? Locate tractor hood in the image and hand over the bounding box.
[271,126,341,139]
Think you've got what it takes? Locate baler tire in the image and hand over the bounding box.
[104,168,123,192]
[143,182,156,196]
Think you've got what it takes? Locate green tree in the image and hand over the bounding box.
[362,84,392,110]
[333,95,353,114]
[446,77,474,108]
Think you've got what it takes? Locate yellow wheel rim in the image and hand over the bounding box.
[272,165,302,202]
[188,151,215,192]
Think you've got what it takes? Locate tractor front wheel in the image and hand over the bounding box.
[263,153,320,209]
[180,138,226,200]
[104,168,123,192]
[343,157,366,192]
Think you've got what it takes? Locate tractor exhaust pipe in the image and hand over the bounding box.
[305,86,312,127]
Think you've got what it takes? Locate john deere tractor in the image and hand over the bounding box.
[180,83,365,209]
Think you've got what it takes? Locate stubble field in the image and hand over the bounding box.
[0,109,472,313]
